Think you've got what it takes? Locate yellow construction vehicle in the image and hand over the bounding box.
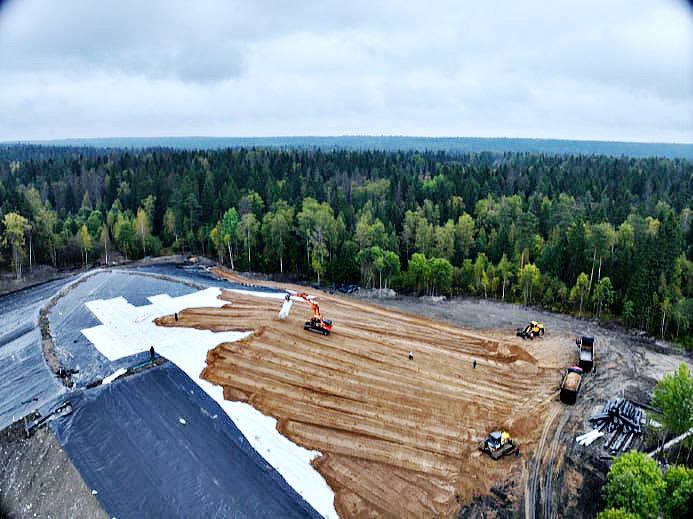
[516,321,545,340]
[480,430,517,459]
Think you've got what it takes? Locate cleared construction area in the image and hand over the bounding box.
[155,269,571,517]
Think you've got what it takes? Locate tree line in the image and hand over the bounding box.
[0,145,691,345]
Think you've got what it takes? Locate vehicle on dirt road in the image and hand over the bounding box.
[479,430,517,460]
[516,321,545,340]
[560,366,583,404]
[576,336,595,372]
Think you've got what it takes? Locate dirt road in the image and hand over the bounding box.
[155,269,576,517]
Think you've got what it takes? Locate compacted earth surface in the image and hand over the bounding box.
[1,262,691,518]
[0,418,106,519]
[357,293,693,519]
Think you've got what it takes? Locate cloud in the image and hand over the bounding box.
[0,0,248,81]
[0,0,690,141]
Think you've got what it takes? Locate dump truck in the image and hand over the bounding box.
[576,336,595,372]
[479,430,516,460]
[516,321,545,340]
[560,366,583,404]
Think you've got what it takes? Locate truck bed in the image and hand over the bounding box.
[562,372,581,392]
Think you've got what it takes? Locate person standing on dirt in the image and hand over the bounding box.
[515,446,520,458]
[408,351,413,361]
[473,359,477,369]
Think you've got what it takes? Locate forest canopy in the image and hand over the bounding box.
[1,145,691,345]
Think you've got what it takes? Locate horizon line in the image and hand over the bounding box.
[3,135,693,147]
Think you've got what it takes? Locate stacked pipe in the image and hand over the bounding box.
[589,399,643,453]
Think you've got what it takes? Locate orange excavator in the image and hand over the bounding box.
[285,292,334,336]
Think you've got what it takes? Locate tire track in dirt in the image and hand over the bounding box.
[543,411,570,519]
[525,406,559,519]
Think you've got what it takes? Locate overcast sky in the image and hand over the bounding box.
[0,0,691,142]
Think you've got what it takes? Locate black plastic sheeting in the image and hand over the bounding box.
[47,268,282,388]
[3,267,319,517]
[0,277,70,317]
[0,277,71,346]
[48,271,195,387]
[132,263,284,295]
[0,278,71,431]
[50,363,320,519]
[0,329,65,431]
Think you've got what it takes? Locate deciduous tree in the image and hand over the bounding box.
[602,451,664,519]
[497,254,512,301]
[517,263,541,306]
[2,212,31,280]
[662,465,693,519]
[570,272,590,317]
[237,212,260,268]
[651,363,693,436]
[262,201,294,274]
[77,224,92,268]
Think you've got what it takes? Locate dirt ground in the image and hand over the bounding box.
[0,420,107,519]
[155,269,579,518]
[357,294,693,519]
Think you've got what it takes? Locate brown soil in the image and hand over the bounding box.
[154,268,572,518]
[0,420,107,519]
[365,293,693,518]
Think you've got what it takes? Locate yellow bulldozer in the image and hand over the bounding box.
[516,320,545,340]
[479,430,517,460]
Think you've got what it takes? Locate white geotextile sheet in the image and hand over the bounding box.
[81,287,336,518]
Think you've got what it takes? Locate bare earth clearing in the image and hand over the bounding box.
[363,293,693,518]
[156,269,692,518]
[156,269,578,517]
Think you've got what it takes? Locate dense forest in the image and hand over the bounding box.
[1,144,692,345]
[18,136,693,159]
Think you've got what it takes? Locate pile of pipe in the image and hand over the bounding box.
[589,399,643,453]
[576,429,604,446]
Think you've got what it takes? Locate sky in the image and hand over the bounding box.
[0,0,691,143]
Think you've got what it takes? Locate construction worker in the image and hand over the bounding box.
[408,351,414,361]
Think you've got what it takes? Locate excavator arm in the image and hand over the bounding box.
[293,293,319,315]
